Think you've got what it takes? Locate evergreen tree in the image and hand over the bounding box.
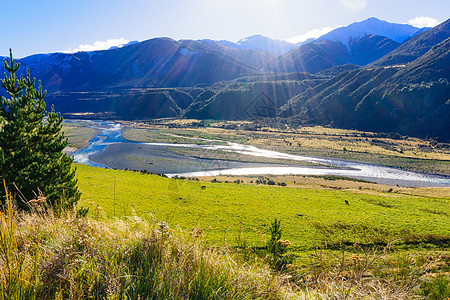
[0,50,80,211]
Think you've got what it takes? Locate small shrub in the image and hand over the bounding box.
[266,218,292,271]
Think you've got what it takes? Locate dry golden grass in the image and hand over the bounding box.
[1,194,294,299]
[122,119,450,164]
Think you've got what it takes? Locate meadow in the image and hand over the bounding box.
[76,164,449,259]
[71,164,450,298]
[2,165,449,299]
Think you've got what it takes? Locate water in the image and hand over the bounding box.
[69,120,450,187]
[67,120,131,168]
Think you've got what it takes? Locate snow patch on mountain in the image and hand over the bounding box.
[179,48,198,57]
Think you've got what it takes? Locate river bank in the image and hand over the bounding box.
[67,120,450,187]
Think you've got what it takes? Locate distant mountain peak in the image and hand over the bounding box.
[362,17,386,23]
[317,17,425,48]
[237,34,267,43]
[222,35,298,55]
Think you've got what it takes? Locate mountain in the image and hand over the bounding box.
[317,17,426,48]
[263,17,430,73]
[278,24,450,140]
[235,35,298,55]
[185,19,450,140]
[264,40,351,73]
[371,18,450,66]
[179,39,274,69]
[1,17,448,140]
[13,38,273,93]
[348,34,400,65]
[264,34,400,73]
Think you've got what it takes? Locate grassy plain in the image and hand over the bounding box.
[76,165,449,260]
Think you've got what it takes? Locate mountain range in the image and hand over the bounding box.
[1,17,449,141]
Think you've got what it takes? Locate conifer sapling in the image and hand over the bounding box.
[0,50,80,211]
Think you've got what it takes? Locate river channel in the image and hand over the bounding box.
[68,120,450,187]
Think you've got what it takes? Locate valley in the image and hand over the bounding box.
[122,119,450,176]
[64,119,449,297]
[64,119,450,187]
[2,12,450,299]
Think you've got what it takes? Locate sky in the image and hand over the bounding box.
[1,0,448,58]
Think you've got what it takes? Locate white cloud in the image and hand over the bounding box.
[63,38,130,53]
[338,0,367,11]
[286,26,340,44]
[408,17,440,28]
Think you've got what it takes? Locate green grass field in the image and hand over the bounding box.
[76,164,450,259]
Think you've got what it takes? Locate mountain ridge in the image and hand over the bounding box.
[371,18,450,66]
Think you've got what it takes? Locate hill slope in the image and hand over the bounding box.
[264,40,351,73]
[265,34,401,73]
[280,35,450,140]
[349,34,400,65]
[371,18,450,66]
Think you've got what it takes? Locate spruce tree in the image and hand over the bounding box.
[0,50,80,211]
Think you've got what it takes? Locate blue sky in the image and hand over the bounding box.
[1,0,448,58]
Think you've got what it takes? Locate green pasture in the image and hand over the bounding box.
[76,164,449,254]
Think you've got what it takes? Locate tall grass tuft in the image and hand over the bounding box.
[0,181,39,300]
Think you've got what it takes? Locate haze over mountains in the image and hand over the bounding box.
[2,17,449,141]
